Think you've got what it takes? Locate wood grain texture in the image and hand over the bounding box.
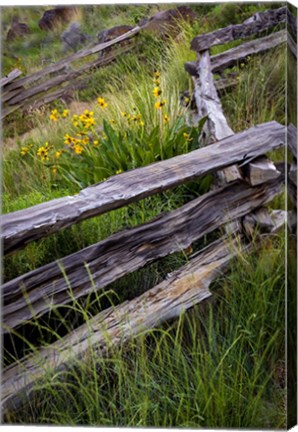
[242,156,281,186]
[242,207,285,237]
[0,69,22,87]
[2,177,283,332]
[185,30,286,76]
[210,30,286,73]
[289,162,297,186]
[1,121,286,254]
[193,50,241,184]
[191,6,286,52]
[1,235,251,414]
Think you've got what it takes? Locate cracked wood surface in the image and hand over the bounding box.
[0,69,22,87]
[191,6,287,52]
[192,50,240,184]
[241,156,282,186]
[1,235,250,414]
[2,177,283,332]
[1,121,286,254]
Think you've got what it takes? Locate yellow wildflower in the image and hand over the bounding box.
[20,146,29,156]
[98,97,108,108]
[82,137,89,145]
[154,71,161,79]
[153,87,162,98]
[153,78,160,86]
[139,120,145,127]
[61,109,69,118]
[131,114,142,123]
[184,96,190,104]
[121,111,128,118]
[73,144,84,154]
[64,134,73,145]
[49,109,59,122]
[163,114,170,124]
[55,150,62,158]
[155,100,166,109]
[44,141,53,150]
[109,119,116,125]
[183,132,193,142]
[52,165,58,174]
[93,140,99,146]
[116,169,123,174]
[37,146,48,161]
[83,110,94,118]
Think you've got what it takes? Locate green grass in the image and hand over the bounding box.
[2,3,288,428]
[4,233,286,428]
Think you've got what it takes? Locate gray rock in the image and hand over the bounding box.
[61,22,92,52]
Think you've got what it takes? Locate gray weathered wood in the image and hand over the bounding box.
[215,75,238,93]
[5,27,141,93]
[1,104,22,120]
[193,50,241,184]
[0,234,258,414]
[242,156,281,186]
[289,162,297,186]
[2,87,24,104]
[287,209,297,232]
[242,207,285,237]
[2,177,283,332]
[1,121,286,254]
[210,29,286,73]
[185,30,287,76]
[0,69,22,87]
[6,44,134,107]
[24,80,87,112]
[288,124,297,158]
[193,50,234,142]
[191,6,286,52]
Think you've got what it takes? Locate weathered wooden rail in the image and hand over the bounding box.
[1,121,285,255]
[1,26,140,119]
[2,5,296,417]
[1,5,295,120]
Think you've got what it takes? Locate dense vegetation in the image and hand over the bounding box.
[2,2,291,427]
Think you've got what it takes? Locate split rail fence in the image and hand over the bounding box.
[1,5,297,119]
[1,5,297,418]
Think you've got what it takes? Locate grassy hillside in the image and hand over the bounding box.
[2,2,289,427]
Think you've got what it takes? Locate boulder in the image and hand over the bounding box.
[39,7,78,31]
[6,16,30,41]
[61,22,92,52]
[141,6,197,37]
[97,25,134,44]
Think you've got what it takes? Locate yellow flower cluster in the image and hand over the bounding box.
[49,108,69,122]
[152,71,169,124]
[37,142,53,161]
[64,133,91,154]
[20,143,33,157]
[72,110,95,130]
[121,109,144,127]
